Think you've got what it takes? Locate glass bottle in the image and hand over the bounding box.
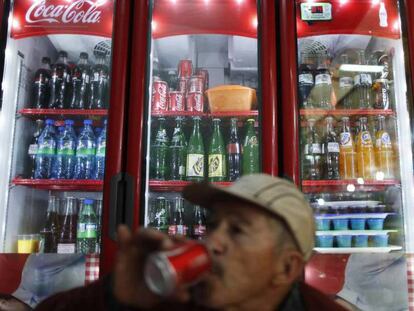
[354,50,373,109]
[150,118,169,180]
[303,118,322,180]
[338,54,354,109]
[208,118,226,182]
[57,197,78,254]
[227,118,242,181]
[242,119,259,175]
[312,53,332,109]
[356,117,375,179]
[186,117,205,182]
[40,195,60,253]
[170,117,187,181]
[322,116,340,180]
[339,117,356,179]
[374,115,394,179]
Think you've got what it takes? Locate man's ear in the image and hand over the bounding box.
[271,249,305,287]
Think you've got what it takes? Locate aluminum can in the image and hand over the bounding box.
[169,91,185,111]
[188,75,204,94]
[178,77,188,95]
[151,80,168,112]
[186,91,204,112]
[373,79,390,109]
[196,69,209,91]
[178,59,193,78]
[144,242,211,296]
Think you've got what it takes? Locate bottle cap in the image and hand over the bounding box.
[58,51,68,58]
[84,199,94,205]
[65,119,74,125]
[80,52,89,59]
[45,119,54,125]
[84,119,93,125]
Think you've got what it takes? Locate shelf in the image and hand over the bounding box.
[315,230,398,236]
[11,178,103,191]
[314,245,402,254]
[209,111,259,117]
[18,109,108,118]
[302,179,400,193]
[151,110,258,118]
[300,109,395,116]
[315,213,395,220]
[149,180,232,192]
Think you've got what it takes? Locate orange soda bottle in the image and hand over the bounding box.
[374,115,394,179]
[339,117,356,179]
[356,117,375,179]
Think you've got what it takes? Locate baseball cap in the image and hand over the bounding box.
[183,173,315,261]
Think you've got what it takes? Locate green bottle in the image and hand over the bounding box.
[150,118,169,180]
[242,119,259,175]
[170,117,187,181]
[186,117,205,182]
[208,118,226,182]
[152,197,169,234]
[76,199,98,254]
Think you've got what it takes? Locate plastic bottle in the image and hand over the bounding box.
[339,117,356,179]
[28,120,44,178]
[53,120,77,179]
[374,115,394,179]
[356,117,375,179]
[94,119,107,180]
[74,119,96,179]
[70,52,91,109]
[338,54,354,109]
[298,53,314,109]
[354,50,373,109]
[49,51,71,109]
[34,119,56,179]
[312,53,332,109]
[33,57,51,109]
[89,53,109,109]
[77,199,98,254]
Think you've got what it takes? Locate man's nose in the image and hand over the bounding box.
[206,223,228,256]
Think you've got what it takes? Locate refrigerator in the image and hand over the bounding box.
[0,0,132,304]
[279,0,414,309]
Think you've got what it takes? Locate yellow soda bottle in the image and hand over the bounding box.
[356,117,375,179]
[339,117,356,179]
[374,115,394,179]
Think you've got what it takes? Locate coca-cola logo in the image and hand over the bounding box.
[25,0,104,24]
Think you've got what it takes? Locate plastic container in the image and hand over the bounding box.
[333,219,348,230]
[353,235,368,247]
[315,218,331,231]
[372,234,389,247]
[316,235,334,248]
[350,219,366,230]
[367,218,385,230]
[206,85,256,112]
[336,235,352,248]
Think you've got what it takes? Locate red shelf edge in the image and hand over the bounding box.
[151,110,258,118]
[148,180,232,192]
[11,178,103,191]
[18,109,108,116]
[302,179,400,187]
[299,109,395,116]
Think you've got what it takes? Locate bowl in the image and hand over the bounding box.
[353,235,368,247]
[350,219,365,230]
[316,235,334,248]
[333,219,349,230]
[336,235,352,248]
[206,85,256,112]
[367,218,385,230]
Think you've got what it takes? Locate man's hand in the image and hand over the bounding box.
[113,226,191,309]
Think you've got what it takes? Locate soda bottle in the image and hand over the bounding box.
[94,119,107,180]
[208,118,226,182]
[170,117,187,181]
[374,115,394,179]
[49,51,71,109]
[192,205,207,240]
[74,120,96,179]
[338,54,354,109]
[303,119,322,180]
[150,118,169,180]
[227,118,242,181]
[89,53,109,109]
[186,117,205,182]
[40,196,60,253]
[168,197,188,236]
[339,117,356,179]
[312,53,332,109]
[322,117,340,180]
[95,199,103,253]
[70,52,91,109]
[33,57,51,109]
[354,50,373,109]
[298,53,314,109]
[356,117,375,179]
[28,120,44,178]
[152,197,169,233]
[77,199,98,254]
[53,120,77,179]
[57,197,77,254]
[242,119,259,175]
[34,119,56,179]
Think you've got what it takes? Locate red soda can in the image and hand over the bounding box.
[152,80,168,112]
[196,69,209,91]
[178,77,188,95]
[144,242,211,296]
[187,91,204,112]
[188,75,204,94]
[178,59,193,78]
[169,91,185,111]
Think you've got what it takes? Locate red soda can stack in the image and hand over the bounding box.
[169,91,185,111]
[187,92,204,112]
[144,241,212,296]
[196,69,209,91]
[188,75,204,94]
[152,79,169,112]
[178,60,193,78]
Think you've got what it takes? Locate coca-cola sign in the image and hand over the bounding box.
[11,0,114,39]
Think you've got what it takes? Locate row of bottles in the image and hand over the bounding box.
[150,117,259,182]
[303,115,396,180]
[33,50,110,110]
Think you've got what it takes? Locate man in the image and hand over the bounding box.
[0,294,31,311]
[35,174,347,311]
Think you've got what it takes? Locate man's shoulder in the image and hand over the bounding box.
[299,282,349,311]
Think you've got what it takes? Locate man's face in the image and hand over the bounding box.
[193,201,282,308]
[0,296,30,311]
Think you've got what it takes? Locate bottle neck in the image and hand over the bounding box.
[41,62,51,70]
[82,204,95,215]
[193,120,200,133]
[360,121,368,132]
[96,57,106,66]
[57,56,67,64]
[325,121,334,134]
[78,58,88,65]
[378,119,385,131]
[342,121,350,132]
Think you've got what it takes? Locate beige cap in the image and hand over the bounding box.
[183,174,315,261]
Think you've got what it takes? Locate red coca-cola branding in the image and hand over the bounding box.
[227,143,241,154]
[187,91,204,112]
[11,0,114,39]
[178,60,193,78]
[152,80,168,112]
[188,75,204,94]
[169,91,185,111]
[168,225,188,236]
[193,225,207,238]
[196,69,209,91]
[178,77,188,95]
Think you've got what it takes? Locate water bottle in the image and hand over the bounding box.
[74,120,96,179]
[34,119,56,179]
[53,120,77,179]
[94,119,107,180]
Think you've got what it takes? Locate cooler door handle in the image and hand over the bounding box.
[124,173,135,230]
[108,172,125,241]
